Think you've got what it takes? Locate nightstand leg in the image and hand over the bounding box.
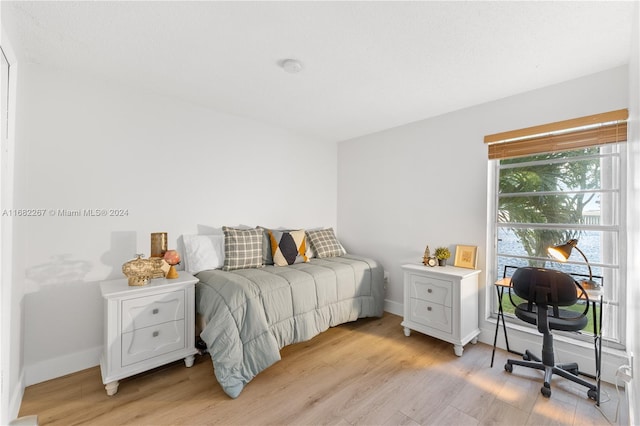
[453,345,463,357]
[403,327,411,337]
[105,381,119,396]
[471,337,478,344]
[184,355,195,368]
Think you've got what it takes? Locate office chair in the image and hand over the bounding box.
[504,267,598,400]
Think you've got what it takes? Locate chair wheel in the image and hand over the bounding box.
[568,368,579,376]
[523,353,530,361]
[504,363,513,373]
[588,389,598,401]
[541,386,551,398]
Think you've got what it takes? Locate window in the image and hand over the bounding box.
[486,110,627,346]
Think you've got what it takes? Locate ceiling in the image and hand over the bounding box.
[2,1,635,142]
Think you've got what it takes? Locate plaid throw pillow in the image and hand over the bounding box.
[306,228,346,258]
[222,227,263,271]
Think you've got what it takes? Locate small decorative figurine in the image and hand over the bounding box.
[423,246,431,265]
[423,245,438,267]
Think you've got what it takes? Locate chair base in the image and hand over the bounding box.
[505,350,598,400]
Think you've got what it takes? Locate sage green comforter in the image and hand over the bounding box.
[195,254,384,398]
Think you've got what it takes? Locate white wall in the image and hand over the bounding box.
[338,66,630,382]
[1,29,22,424]
[13,63,337,386]
[625,2,640,423]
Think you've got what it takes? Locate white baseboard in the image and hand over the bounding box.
[384,299,403,317]
[8,371,25,422]
[24,346,101,387]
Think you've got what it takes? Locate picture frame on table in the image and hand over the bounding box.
[454,245,478,269]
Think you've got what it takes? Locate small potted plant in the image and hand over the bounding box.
[434,247,451,266]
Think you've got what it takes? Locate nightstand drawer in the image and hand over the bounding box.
[409,274,452,307]
[122,290,185,333]
[409,298,452,333]
[121,319,186,366]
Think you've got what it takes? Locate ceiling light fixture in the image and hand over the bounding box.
[280,59,303,74]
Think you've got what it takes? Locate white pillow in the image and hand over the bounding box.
[183,234,225,274]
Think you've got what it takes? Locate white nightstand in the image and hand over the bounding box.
[99,272,198,396]
[401,264,481,357]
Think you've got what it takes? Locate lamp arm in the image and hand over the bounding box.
[572,245,593,282]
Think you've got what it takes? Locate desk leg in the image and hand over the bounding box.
[491,286,504,367]
[595,297,602,406]
[491,284,523,368]
[594,334,601,406]
[581,298,602,406]
[587,298,602,406]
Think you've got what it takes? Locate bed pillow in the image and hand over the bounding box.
[222,226,264,271]
[302,227,324,259]
[258,226,274,266]
[306,228,346,258]
[268,229,309,266]
[183,234,225,274]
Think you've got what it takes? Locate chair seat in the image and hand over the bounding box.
[515,303,588,331]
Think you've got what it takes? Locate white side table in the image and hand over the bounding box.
[401,264,481,356]
[100,272,198,396]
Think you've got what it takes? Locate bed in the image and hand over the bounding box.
[189,227,384,398]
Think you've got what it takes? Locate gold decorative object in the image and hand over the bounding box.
[150,232,168,258]
[122,254,155,286]
[163,250,181,279]
[150,257,170,279]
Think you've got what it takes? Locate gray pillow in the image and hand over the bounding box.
[258,226,274,266]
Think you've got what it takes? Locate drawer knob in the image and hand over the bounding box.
[152,308,159,315]
[153,331,159,337]
[427,306,432,311]
[427,289,433,293]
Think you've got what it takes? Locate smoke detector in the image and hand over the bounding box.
[280,59,303,74]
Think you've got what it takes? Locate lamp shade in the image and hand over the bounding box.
[547,239,578,262]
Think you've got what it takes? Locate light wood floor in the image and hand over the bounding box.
[19,313,627,425]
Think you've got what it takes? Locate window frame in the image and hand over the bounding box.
[486,143,627,350]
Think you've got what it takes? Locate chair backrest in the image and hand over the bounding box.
[511,267,579,308]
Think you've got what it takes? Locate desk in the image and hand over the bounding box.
[491,276,604,405]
